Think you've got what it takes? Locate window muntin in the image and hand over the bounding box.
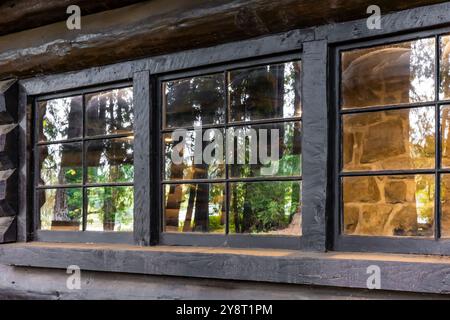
[161,60,302,236]
[36,86,134,232]
[339,36,450,239]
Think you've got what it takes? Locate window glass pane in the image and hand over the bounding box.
[440,35,450,100]
[229,61,301,122]
[38,188,83,231]
[440,105,450,167]
[228,121,301,178]
[85,87,134,137]
[343,107,435,171]
[229,181,302,235]
[343,175,434,237]
[341,38,435,109]
[86,186,134,231]
[38,96,82,142]
[164,183,225,233]
[440,174,450,237]
[163,129,225,181]
[163,74,225,128]
[39,143,82,185]
[86,137,134,183]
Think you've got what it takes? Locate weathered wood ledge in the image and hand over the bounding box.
[1,242,450,295]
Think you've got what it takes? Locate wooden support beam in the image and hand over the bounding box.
[0,0,447,80]
[3,242,450,294]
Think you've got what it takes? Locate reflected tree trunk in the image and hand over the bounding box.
[53,169,69,221]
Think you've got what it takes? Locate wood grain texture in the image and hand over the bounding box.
[0,0,447,80]
[133,71,151,245]
[1,264,442,300]
[2,243,450,294]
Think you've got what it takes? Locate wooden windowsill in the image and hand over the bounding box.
[1,242,450,295]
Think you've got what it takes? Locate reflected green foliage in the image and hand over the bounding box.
[39,143,82,185]
[163,61,302,235]
[87,186,134,231]
[229,121,301,178]
[39,188,82,230]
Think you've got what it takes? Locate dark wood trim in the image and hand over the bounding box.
[316,1,450,43]
[34,231,134,244]
[133,71,151,246]
[3,242,450,295]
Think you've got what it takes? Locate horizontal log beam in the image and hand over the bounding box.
[0,0,447,80]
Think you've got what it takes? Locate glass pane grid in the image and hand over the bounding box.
[161,60,302,237]
[338,34,450,239]
[36,87,134,232]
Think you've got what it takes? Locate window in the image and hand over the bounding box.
[35,85,134,232]
[160,59,302,238]
[337,33,450,252]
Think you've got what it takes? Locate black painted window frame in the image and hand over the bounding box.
[32,82,135,244]
[155,53,303,249]
[332,25,450,256]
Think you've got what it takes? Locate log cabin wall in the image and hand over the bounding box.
[2,0,450,299]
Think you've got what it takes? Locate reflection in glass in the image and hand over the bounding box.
[343,107,435,171]
[229,61,302,122]
[38,96,82,142]
[86,137,134,183]
[343,175,434,237]
[86,186,133,231]
[341,38,435,109]
[440,35,450,100]
[228,121,301,178]
[39,143,82,185]
[163,129,225,181]
[229,181,301,235]
[39,188,82,231]
[440,105,450,168]
[164,183,225,233]
[85,87,134,136]
[163,74,225,128]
